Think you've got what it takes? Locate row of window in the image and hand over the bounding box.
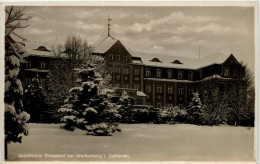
[109,67,193,80]
[26,61,46,69]
[145,86,193,95]
[145,69,193,80]
[108,68,140,75]
[109,54,128,62]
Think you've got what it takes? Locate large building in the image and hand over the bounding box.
[93,34,245,108]
[18,23,245,109]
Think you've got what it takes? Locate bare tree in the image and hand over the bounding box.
[43,34,108,115]
[200,80,229,126]
[226,65,255,126]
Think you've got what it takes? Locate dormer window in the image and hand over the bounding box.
[172,60,182,64]
[34,46,51,52]
[150,58,162,62]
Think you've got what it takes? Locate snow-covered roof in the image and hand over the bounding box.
[196,52,230,69]
[93,36,117,54]
[137,91,146,97]
[24,41,54,58]
[136,52,230,70]
[198,74,234,82]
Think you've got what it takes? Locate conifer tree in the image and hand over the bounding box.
[23,76,47,123]
[58,64,121,136]
[187,92,203,124]
[5,6,31,159]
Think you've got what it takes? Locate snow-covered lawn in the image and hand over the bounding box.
[7,124,255,162]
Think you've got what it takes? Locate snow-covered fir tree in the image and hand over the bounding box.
[23,76,47,123]
[5,6,31,159]
[58,64,121,136]
[187,92,203,124]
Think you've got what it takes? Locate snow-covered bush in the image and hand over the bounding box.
[158,105,187,124]
[58,64,121,136]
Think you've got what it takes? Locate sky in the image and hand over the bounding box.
[8,6,255,72]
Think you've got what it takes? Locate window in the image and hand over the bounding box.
[134,69,139,76]
[124,85,128,89]
[115,68,121,74]
[167,71,172,78]
[116,55,120,61]
[146,70,150,77]
[188,71,193,80]
[116,75,121,81]
[179,104,183,109]
[224,69,230,76]
[115,84,120,88]
[146,102,151,106]
[157,86,162,93]
[150,58,162,62]
[124,76,129,81]
[146,86,151,93]
[156,70,161,78]
[178,87,184,95]
[156,103,162,108]
[109,54,113,60]
[172,60,182,64]
[26,78,31,85]
[178,70,183,79]
[123,56,127,62]
[134,85,139,90]
[123,69,129,75]
[40,62,46,69]
[168,87,173,94]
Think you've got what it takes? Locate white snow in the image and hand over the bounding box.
[85,107,98,114]
[8,55,20,67]
[69,87,83,93]
[93,36,117,54]
[7,124,254,162]
[5,104,16,115]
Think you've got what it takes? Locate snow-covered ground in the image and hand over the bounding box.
[7,124,255,162]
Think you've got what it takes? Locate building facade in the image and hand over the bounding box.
[93,35,245,109]
[19,35,245,109]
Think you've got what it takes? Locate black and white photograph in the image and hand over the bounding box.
[1,1,258,163]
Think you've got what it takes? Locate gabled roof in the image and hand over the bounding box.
[93,36,141,58]
[196,52,230,69]
[93,36,118,54]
